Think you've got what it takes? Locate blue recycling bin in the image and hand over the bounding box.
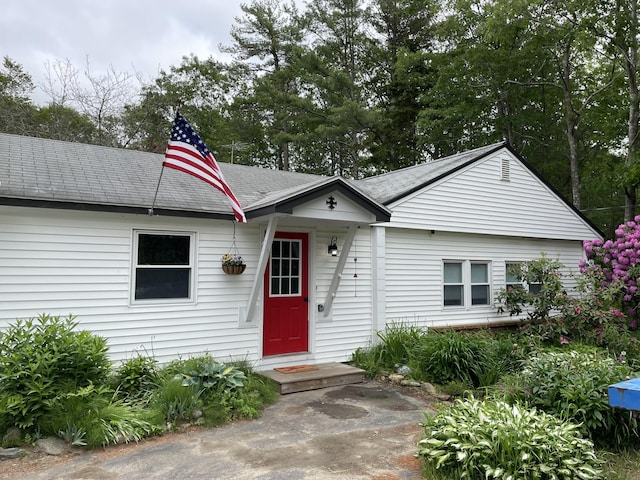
[608,377,640,411]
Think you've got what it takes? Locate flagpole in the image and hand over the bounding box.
[148,164,166,216]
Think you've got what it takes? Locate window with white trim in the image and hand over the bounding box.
[443,260,491,307]
[132,231,195,302]
[443,262,464,306]
[506,262,525,292]
[471,262,490,305]
[506,261,541,294]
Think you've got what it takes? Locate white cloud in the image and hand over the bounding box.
[1,0,244,104]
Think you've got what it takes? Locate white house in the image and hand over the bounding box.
[0,133,601,368]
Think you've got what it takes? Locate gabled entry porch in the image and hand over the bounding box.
[239,176,391,369]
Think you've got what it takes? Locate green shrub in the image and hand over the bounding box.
[376,322,426,367]
[38,384,161,448]
[150,375,202,425]
[176,359,246,393]
[151,356,277,427]
[112,354,159,403]
[417,396,604,480]
[350,344,385,379]
[410,329,510,388]
[496,254,566,322]
[495,349,639,448]
[0,314,110,429]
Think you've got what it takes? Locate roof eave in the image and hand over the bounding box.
[0,197,236,221]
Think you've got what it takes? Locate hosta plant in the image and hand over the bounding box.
[176,360,246,393]
[417,396,604,480]
[495,349,639,448]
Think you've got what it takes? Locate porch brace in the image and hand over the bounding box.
[243,217,279,323]
[322,225,357,318]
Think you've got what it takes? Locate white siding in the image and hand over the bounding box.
[383,228,585,329]
[0,206,378,367]
[389,150,600,241]
[312,228,374,362]
[0,207,262,364]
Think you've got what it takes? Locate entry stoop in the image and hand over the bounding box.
[261,362,365,394]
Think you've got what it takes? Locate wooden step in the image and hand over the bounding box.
[260,362,365,394]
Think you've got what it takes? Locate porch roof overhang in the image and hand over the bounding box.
[244,176,391,224]
[241,178,390,324]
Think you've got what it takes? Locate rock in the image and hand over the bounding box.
[35,437,69,456]
[192,409,203,419]
[2,427,22,446]
[400,380,421,387]
[396,365,411,375]
[388,374,404,384]
[0,447,26,459]
[421,382,437,396]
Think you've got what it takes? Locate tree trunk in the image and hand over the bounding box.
[624,0,640,221]
[561,42,581,209]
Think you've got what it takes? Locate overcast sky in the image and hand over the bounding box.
[2,0,252,104]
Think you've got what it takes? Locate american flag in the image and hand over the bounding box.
[164,113,247,223]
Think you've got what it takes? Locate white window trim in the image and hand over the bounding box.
[131,230,197,305]
[443,260,492,309]
[470,261,491,306]
[505,261,541,294]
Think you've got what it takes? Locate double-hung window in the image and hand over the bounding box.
[132,231,195,303]
[506,261,541,294]
[443,262,464,306]
[443,260,491,308]
[471,263,490,305]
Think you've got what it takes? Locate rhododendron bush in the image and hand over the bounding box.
[497,245,639,359]
[581,215,640,329]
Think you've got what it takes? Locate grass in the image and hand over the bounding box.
[602,449,640,480]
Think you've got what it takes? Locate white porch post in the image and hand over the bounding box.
[371,225,386,343]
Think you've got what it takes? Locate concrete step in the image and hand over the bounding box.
[260,362,365,394]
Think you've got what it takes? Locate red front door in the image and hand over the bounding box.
[263,232,309,356]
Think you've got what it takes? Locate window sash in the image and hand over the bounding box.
[443,262,464,306]
[506,261,541,294]
[133,231,195,302]
[471,263,489,305]
[443,260,491,308]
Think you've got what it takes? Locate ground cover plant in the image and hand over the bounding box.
[0,314,278,449]
[495,349,639,448]
[417,395,604,480]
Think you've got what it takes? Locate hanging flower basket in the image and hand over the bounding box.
[221,223,246,274]
[222,263,246,275]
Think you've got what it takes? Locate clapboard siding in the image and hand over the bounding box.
[384,228,584,328]
[389,151,599,241]
[313,229,374,361]
[0,206,379,367]
[0,206,261,364]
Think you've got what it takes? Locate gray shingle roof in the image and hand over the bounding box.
[0,133,504,220]
[354,143,505,204]
[0,133,324,217]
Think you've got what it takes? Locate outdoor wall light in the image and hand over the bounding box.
[328,236,338,256]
